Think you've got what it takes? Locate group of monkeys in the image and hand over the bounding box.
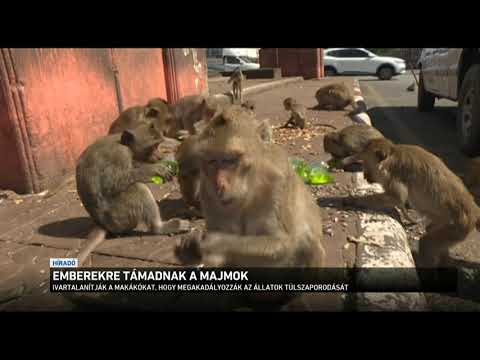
[73,79,480,272]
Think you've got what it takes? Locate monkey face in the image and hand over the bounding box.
[121,124,169,163]
[201,150,251,207]
[144,102,177,138]
[283,98,294,111]
[358,140,391,183]
[324,132,350,159]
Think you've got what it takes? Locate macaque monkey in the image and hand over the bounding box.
[108,97,175,136]
[175,134,203,217]
[315,83,357,111]
[281,97,307,129]
[323,124,385,169]
[175,107,273,217]
[175,106,326,269]
[173,95,218,136]
[75,123,191,266]
[228,67,244,103]
[344,138,480,267]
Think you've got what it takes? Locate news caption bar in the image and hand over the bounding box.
[49,258,459,293]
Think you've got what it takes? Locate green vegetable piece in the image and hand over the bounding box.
[151,176,164,185]
[289,157,334,185]
[308,165,334,185]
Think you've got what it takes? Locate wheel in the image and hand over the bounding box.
[417,70,435,112]
[324,66,337,77]
[377,66,394,80]
[457,64,480,156]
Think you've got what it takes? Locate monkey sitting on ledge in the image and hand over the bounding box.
[344,138,480,268]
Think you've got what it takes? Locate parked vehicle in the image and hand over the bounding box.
[417,48,480,155]
[207,48,260,73]
[324,48,406,80]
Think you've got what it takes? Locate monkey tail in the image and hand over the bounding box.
[75,226,107,267]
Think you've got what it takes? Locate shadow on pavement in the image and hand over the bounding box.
[37,217,92,238]
[367,105,466,174]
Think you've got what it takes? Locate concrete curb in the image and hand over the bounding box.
[212,76,304,104]
[348,78,428,311]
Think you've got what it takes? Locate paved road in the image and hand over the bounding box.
[359,73,468,175]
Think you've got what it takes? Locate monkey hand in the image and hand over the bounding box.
[152,162,176,182]
[327,158,343,169]
[197,232,228,267]
[175,230,203,265]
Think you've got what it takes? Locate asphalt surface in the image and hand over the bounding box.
[359,73,465,175]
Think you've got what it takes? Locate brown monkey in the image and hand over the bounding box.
[175,106,326,268]
[281,97,307,129]
[315,83,357,111]
[175,134,203,216]
[108,97,175,137]
[175,107,273,217]
[323,124,385,169]
[344,138,480,267]
[228,67,244,104]
[173,95,218,136]
[75,123,191,266]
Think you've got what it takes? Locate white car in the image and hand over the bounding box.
[324,48,406,80]
[417,48,480,155]
[207,48,260,73]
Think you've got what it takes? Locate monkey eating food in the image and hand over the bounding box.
[323,124,385,170]
[344,138,480,268]
[75,123,191,266]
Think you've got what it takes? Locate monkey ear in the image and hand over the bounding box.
[120,130,136,146]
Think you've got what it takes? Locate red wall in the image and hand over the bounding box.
[0,48,208,194]
[259,48,324,79]
[164,48,209,103]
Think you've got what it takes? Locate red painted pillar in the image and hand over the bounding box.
[163,48,208,104]
[319,48,325,78]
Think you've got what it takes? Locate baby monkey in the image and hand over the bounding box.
[281,97,306,129]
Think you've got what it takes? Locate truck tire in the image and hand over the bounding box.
[417,70,435,112]
[457,64,480,156]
